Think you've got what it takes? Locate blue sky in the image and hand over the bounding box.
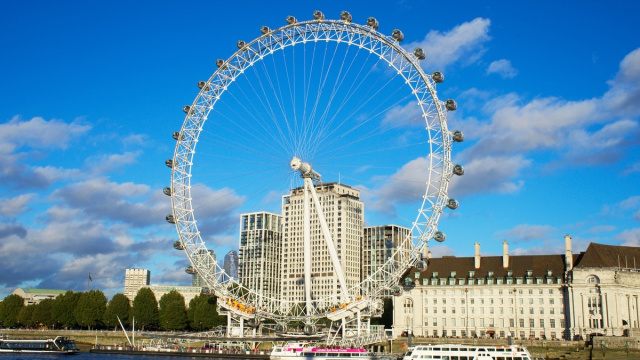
[1,1,639,299]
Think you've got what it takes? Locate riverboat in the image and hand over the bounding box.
[403,344,533,360]
[0,335,79,354]
[270,342,379,360]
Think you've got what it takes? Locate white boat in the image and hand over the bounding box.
[403,344,533,360]
[271,342,379,360]
[0,335,79,354]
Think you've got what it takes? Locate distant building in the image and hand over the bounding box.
[238,211,283,303]
[393,237,640,340]
[12,288,66,305]
[223,250,239,281]
[146,284,202,306]
[192,249,216,288]
[124,268,150,302]
[363,225,412,283]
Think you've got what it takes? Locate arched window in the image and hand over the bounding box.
[587,275,600,284]
[403,298,413,314]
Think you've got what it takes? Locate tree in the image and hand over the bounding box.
[52,291,80,329]
[131,287,159,331]
[74,290,107,330]
[159,290,187,331]
[103,293,131,330]
[189,294,226,330]
[17,304,36,328]
[32,298,54,328]
[0,294,24,328]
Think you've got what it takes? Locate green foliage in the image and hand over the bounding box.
[131,287,159,330]
[0,294,25,328]
[32,298,54,328]
[103,293,131,329]
[159,290,187,331]
[52,291,80,329]
[17,304,36,328]
[74,290,107,330]
[188,294,226,330]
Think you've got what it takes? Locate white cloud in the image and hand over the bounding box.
[404,18,491,70]
[617,228,640,246]
[0,194,35,216]
[85,151,142,174]
[499,224,557,243]
[487,59,518,78]
[0,116,90,151]
[448,155,530,197]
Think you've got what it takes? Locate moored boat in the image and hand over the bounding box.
[0,335,79,355]
[403,343,533,360]
[270,342,380,360]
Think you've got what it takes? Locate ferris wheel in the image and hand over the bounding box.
[165,11,463,328]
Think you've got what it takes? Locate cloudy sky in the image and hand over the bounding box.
[1,1,639,299]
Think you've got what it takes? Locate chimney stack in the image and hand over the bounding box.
[503,241,509,268]
[565,234,573,271]
[474,242,481,269]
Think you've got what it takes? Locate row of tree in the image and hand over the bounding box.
[0,288,226,331]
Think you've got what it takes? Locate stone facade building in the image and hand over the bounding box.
[393,236,640,340]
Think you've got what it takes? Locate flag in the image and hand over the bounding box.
[88,273,92,281]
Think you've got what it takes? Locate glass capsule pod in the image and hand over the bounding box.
[165,159,173,168]
[446,198,459,210]
[166,214,175,224]
[445,99,457,111]
[392,29,404,42]
[247,318,260,328]
[452,164,464,176]
[183,105,194,115]
[340,11,352,22]
[173,240,184,250]
[391,285,403,296]
[185,265,197,275]
[304,324,316,335]
[367,17,379,30]
[260,26,271,35]
[172,131,184,141]
[414,48,426,60]
[432,71,444,83]
[163,187,172,196]
[313,10,325,20]
[452,130,464,142]
[275,324,287,334]
[216,59,225,68]
[286,15,297,25]
[433,230,446,242]
[197,81,209,91]
[236,40,246,49]
[415,260,427,271]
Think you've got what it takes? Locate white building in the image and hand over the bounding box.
[281,182,364,311]
[124,268,150,302]
[238,211,283,302]
[146,284,202,306]
[393,236,640,340]
[12,288,66,305]
[363,225,412,283]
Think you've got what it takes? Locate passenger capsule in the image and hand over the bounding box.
[173,240,184,250]
[183,105,194,115]
[452,130,464,142]
[453,164,464,176]
[313,10,325,20]
[216,59,225,68]
[415,260,427,271]
[340,11,352,22]
[275,324,287,334]
[248,318,260,328]
[446,198,459,210]
[414,47,426,60]
[166,214,175,224]
[303,324,316,335]
[367,17,379,30]
[172,131,184,141]
[391,29,404,42]
[286,15,297,25]
[165,159,173,168]
[197,81,209,91]
[391,285,403,296]
[163,187,172,196]
[236,40,246,49]
[432,71,444,83]
[185,265,197,275]
[261,26,271,35]
[201,287,210,294]
[445,99,457,111]
[433,230,446,242]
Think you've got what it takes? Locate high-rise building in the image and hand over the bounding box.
[281,182,364,311]
[238,212,283,302]
[362,225,412,282]
[124,268,150,302]
[223,250,239,281]
[192,249,216,288]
